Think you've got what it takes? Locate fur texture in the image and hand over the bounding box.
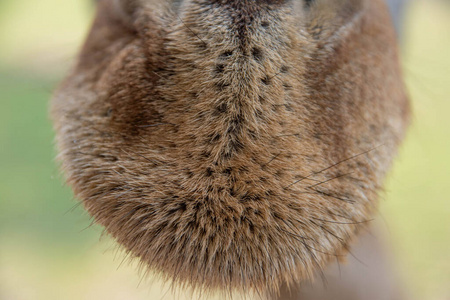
[51,0,410,297]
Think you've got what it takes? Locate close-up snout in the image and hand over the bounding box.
[50,0,409,297]
[1,0,449,299]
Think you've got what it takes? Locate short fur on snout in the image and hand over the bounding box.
[51,0,410,297]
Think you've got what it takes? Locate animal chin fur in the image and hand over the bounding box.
[51,0,410,297]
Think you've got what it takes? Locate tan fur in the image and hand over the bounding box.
[51,0,410,297]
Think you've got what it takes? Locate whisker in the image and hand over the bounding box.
[267,70,284,82]
[314,222,346,244]
[281,228,329,284]
[345,246,368,268]
[280,228,328,254]
[327,211,362,222]
[312,221,367,270]
[175,14,208,48]
[262,152,281,168]
[306,172,353,189]
[80,219,97,233]
[311,217,374,225]
[295,189,355,204]
[311,188,356,204]
[279,227,344,257]
[314,218,368,268]
[137,122,173,128]
[278,227,311,242]
[284,145,382,189]
[64,200,83,215]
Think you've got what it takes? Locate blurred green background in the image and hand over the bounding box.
[0,1,449,299]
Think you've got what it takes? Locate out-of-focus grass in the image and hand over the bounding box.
[382,1,450,299]
[0,0,449,299]
[0,0,92,75]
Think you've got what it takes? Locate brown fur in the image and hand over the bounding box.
[51,0,410,297]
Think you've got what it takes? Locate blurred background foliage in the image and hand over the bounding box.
[0,0,449,299]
